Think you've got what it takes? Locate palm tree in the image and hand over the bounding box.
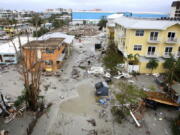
[30,14,44,37]
[127,54,139,65]
[127,54,134,64]
[146,58,159,74]
[163,56,180,87]
[127,54,139,72]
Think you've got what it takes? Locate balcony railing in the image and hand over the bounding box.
[163,52,174,58]
[163,52,177,58]
[165,38,177,44]
[146,52,158,57]
[147,37,160,44]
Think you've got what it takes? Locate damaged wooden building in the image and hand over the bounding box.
[22,33,74,72]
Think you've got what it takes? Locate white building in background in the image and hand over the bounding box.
[170,0,180,18]
[0,37,34,65]
[0,9,14,19]
[44,8,72,14]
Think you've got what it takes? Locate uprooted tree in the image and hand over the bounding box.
[111,82,146,123]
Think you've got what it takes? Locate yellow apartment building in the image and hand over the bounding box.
[114,16,180,73]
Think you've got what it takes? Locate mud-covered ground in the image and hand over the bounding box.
[0,29,179,135]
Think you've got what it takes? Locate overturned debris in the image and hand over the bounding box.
[87,119,96,126]
[71,68,80,79]
[130,110,141,127]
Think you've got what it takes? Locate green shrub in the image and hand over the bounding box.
[102,41,124,75]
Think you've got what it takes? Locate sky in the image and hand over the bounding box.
[0,0,175,13]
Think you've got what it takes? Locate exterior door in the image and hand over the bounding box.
[150,32,158,40]
[168,32,175,41]
[165,47,173,56]
[148,46,156,55]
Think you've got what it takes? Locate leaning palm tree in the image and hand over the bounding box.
[146,58,159,74]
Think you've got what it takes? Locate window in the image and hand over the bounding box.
[168,32,176,41]
[150,32,158,41]
[136,30,144,36]
[46,48,54,54]
[134,45,142,51]
[5,60,14,63]
[147,46,156,55]
[165,47,173,56]
[3,54,15,57]
[45,60,53,65]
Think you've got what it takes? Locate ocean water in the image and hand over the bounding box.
[72,12,114,20]
[72,11,168,20]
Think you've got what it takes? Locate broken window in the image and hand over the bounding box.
[46,48,55,54]
[45,60,53,65]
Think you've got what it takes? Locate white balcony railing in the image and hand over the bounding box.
[165,38,177,44]
[163,52,180,58]
[146,52,158,57]
[163,52,175,58]
[148,37,160,43]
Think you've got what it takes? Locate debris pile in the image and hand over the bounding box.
[52,25,100,36]
[0,94,25,124]
[71,69,80,79]
[67,26,100,36]
[113,72,132,79]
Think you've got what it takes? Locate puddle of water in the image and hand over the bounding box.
[60,83,98,115]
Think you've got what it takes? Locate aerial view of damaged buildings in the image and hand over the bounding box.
[0,0,180,135]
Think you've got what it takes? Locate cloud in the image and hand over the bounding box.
[0,0,174,12]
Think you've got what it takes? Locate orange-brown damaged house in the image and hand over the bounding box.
[22,36,73,72]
